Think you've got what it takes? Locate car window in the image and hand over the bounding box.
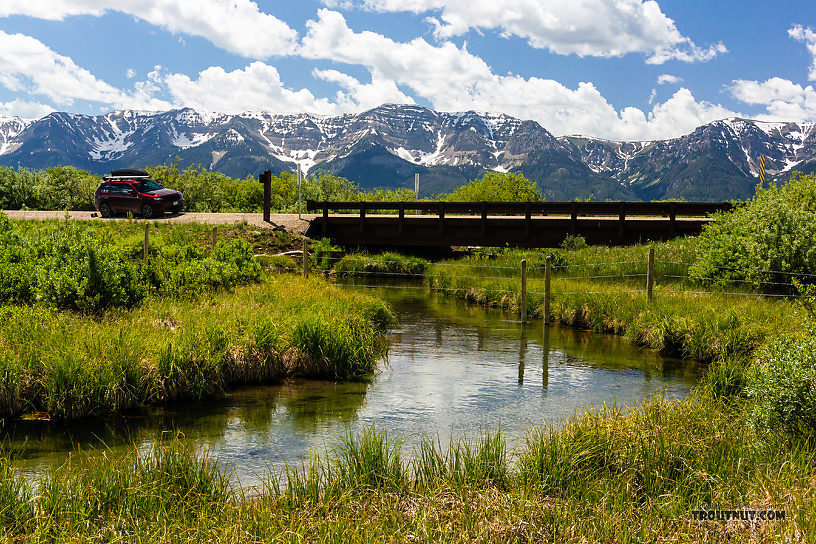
[133,180,163,192]
[106,184,122,194]
[121,185,136,195]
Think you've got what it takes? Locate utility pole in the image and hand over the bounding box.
[414,173,420,215]
[297,163,302,219]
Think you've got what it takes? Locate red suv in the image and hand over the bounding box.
[94,169,184,219]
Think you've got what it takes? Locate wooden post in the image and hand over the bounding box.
[544,256,551,325]
[618,202,626,240]
[322,204,328,233]
[481,202,488,236]
[359,204,366,234]
[398,202,405,235]
[302,238,308,278]
[261,169,271,222]
[521,259,527,323]
[211,226,217,247]
[438,202,445,234]
[647,247,655,302]
[570,203,578,235]
[143,223,149,261]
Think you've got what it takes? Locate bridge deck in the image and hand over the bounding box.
[304,200,731,248]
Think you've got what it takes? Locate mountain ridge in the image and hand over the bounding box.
[1,104,814,201]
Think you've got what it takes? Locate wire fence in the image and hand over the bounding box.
[268,247,811,305]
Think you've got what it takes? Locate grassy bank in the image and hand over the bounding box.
[1,393,810,542]
[425,241,802,363]
[0,276,394,421]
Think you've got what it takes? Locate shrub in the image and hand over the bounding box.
[691,172,816,291]
[446,172,542,202]
[748,322,816,440]
[35,227,142,312]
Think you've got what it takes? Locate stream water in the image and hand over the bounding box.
[3,281,701,488]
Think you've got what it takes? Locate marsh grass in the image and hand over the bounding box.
[334,251,429,277]
[1,397,811,542]
[0,277,395,420]
[427,247,801,362]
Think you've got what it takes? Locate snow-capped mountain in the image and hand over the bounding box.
[560,118,816,201]
[1,105,814,201]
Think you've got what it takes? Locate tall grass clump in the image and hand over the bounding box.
[0,277,394,420]
[335,252,429,277]
[1,437,232,539]
[415,428,508,491]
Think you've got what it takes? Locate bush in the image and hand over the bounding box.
[34,227,142,312]
[446,172,542,202]
[691,172,816,291]
[748,322,816,440]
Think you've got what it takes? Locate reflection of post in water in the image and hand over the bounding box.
[477,327,485,351]
[518,325,528,385]
[435,317,444,347]
[542,326,550,389]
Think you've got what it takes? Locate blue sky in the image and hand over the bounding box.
[1,0,815,140]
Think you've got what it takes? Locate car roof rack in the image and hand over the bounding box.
[103,168,150,181]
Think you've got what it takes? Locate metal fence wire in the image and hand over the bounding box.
[274,247,813,309]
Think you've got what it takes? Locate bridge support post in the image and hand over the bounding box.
[521,259,527,323]
[647,247,654,302]
[544,256,551,325]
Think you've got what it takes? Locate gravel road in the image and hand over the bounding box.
[2,210,318,236]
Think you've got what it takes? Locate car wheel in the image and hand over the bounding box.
[141,203,155,219]
[99,202,113,218]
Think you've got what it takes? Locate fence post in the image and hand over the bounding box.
[647,247,655,302]
[143,223,149,261]
[521,259,527,323]
[302,237,308,278]
[544,256,551,325]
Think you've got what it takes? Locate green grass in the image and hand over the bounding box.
[0,276,395,420]
[334,251,429,278]
[0,396,811,542]
[426,243,803,363]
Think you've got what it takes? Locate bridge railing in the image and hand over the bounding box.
[306,200,733,218]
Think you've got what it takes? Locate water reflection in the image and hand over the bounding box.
[4,280,701,488]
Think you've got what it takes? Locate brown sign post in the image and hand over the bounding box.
[260,169,272,222]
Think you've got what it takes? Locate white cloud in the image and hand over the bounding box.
[0,31,173,113]
[0,0,298,58]
[789,24,816,81]
[327,0,725,63]
[313,69,415,110]
[730,77,816,121]
[301,10,736,139]
[0,98,55,119]
[657,74,683,85]
[126,68,136,79]
[156,62,341,115]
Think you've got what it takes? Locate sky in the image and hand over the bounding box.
[0,0,815,141]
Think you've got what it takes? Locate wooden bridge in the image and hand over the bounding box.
[302,200,733,248]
